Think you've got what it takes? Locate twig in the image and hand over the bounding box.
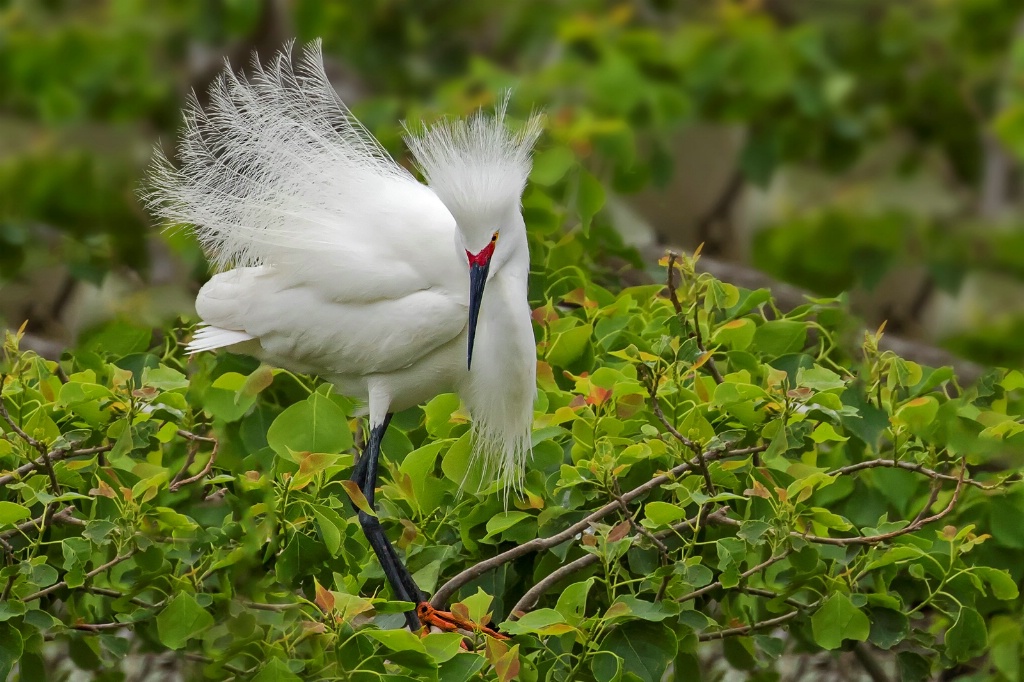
[642,364,720,531]
[828,458,999,490]
[677,549,793,603]
[698,603,818,641]
[735,585,811,610]
[84,586,162,609]
[719,462,966,547]
[183,651,252,677]
[664,252,724,385]
[239,599,304,612]
[508,509,729,617]
[509,553,599,616]
[0,384,48,457]
[611,475,671,600]
[170,430,219,491]
[430,446,763,607]
[0,445,113,487]
[70,621,134,632]
[0,506,83,541]
[697,586,823,642]
[611,477,669,558]
[23,550,136,602]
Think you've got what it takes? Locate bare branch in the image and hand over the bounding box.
[0,445,113,488]
[508,508,730,617]
[718,462,967,547]
[698,602,819,642]
[677,549,793,603]
[83,586,163,609]
[70,621,134,632]
[0,506,83,541]
[23,550,137,602]
[430,446,763,607]
[828,458,1001,490]
[170,430,219,491]
[509,552,598,617]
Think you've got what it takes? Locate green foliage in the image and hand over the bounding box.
[1,242,1023,679]
[3,1,1024,679]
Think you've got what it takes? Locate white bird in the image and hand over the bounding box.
[145,41,540,636]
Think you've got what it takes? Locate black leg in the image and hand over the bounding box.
[351,414,424,631]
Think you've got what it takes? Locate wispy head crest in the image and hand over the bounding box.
[403,97,543,231]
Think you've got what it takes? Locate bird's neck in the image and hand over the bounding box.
[458,266,536,484]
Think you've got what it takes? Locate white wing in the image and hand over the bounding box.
[194,266,467,375]
[144,40,461,300]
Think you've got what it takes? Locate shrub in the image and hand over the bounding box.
[1,250,1022,680]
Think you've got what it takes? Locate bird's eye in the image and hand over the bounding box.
[491,232,499,243]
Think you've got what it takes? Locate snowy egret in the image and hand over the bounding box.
[145,41,540,636]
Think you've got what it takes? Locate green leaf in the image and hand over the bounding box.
[811,593,870,650]
[642,501,687,527]
[422,632,465,664]
[577,168,605,234]
[399,442,444,513]
[141,365,189,391]
[0,622,23,681]
[590,651,624,682]
[897,651,932,682]
[441,432,485,493]
[811,422,848,443]
[712,318,756,350]
[251,658,303,682]
[555,578,594,626]
[893,397,940,434]
[546,323,592,368]
[974,566,1020,601]
[311,505,344,556]
[601,621,677,682]
[867,607,909,649]
[946,606,987,662]
[365,628,427,653]
[607,595,679,622]
[0,501,31,528]
[531,146,576,186]
[501,609,572,636]
[438,653,486,682]
[156,592,215,650]
[753,320,806,356]
[267,392,352,458]
[484,511,530,538]
[796,366,846,392]
[203,371,256,422]
[340,480,376,517]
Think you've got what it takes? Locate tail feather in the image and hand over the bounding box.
[185,325,255,354]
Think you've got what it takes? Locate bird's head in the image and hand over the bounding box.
[404,99,543,369]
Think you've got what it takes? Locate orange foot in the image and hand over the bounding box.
[417,602,509,640]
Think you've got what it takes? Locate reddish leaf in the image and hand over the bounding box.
[315,579,335,613]
[608,520,631,542]
[340,480,376,517]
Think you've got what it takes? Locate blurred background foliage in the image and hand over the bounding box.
[1,1,1024,680]
[3,0,1024,370]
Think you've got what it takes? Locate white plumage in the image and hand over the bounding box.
[144,41,541,487]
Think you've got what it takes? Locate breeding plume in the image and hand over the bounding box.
[145,41,540,635]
